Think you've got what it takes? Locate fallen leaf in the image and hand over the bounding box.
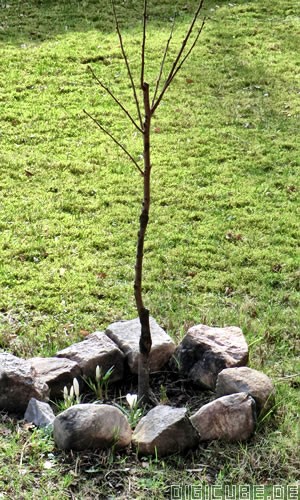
[225,232,243,242]
[0,428,12,437]
[225,287,234,297]
[186,78,194,84]
[63,323,74,329]
[22,422,35,431]
[97,272,107,279]
[43,460,55,470]
[80,329,90,337]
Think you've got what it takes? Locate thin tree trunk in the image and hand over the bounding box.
[134,82,152,403]
[87,0,206,405]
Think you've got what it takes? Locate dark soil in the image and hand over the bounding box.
[110,365,215,413]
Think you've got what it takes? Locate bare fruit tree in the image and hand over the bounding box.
[84,0,206,404]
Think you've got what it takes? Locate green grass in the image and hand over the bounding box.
[0,0,299,497]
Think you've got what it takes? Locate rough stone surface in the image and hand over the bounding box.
[0,352,49,414]
[216,367,275,416]
[105,317,176,374]
[24,398,55,428]
[176,324,249,389]
[56,331,124,381]
[190,393,256,442]
[53,404,132,451]
[28,357,82,399]
[132,405,199,457]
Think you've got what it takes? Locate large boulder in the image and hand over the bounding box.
[105,317,176,374]
[53,404,132,451]
[56,331,124,381]
[216,367,275,416]
[24,398,55,428]
[176,324,249,389]
[0,352,49,414]
[190,393,256,442]
[132,405,199,457]
[28,357,81,399]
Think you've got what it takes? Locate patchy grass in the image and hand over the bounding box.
[0,0,299,497]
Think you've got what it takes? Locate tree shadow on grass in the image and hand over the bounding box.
[0,0,243,45]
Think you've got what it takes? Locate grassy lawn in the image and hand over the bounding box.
[0,0,299,497]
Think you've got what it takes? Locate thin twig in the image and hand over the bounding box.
[141,0,147,88]
[111,1,143,129]
[152,0,205,114]
[165,0,204,82]
[83,109,144,176]
[87,65,143,133]
[151,15,176,108]
[275,373,300,381]
[170,17,206,83]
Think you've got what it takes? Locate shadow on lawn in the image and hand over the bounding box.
[0,0,245,45]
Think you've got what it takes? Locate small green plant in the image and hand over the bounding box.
[84,365,114,401]
[171,354,181,372]
[159,384,169,405]
[116,393,144,428]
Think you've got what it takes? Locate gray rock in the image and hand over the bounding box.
[24,398,55,428]
[29,357,82,399]
[216,367,275,416]
[176,324,249,389]
[132,405,199,457]
[56,331,124,381]
[0,352,49,414]
[53,404,132,451]
[105,317,176,374]
[190,393,256,442]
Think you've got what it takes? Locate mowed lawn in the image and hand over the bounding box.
[0,0,299,497]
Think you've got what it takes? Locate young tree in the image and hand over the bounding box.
[84,0,206,403]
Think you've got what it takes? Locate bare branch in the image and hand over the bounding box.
[151,15,176,108]
[111,1,143,129]
[168,17,206,84]
[87,65,143,134]
[83,109,144,176]
[141,0,147,88]
[152,0,205,114]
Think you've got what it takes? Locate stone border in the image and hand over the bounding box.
[0,319,275,457]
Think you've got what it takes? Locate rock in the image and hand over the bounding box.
[0,352,49,414]
[216,367,275,416]
[190,393,256,442]
[56,331,124,381]
[53,404,132,451]
[132,405,199,457]
[176,324,248,389]
[29,357,82,399]
[24,398,55,428]
[105,317,176,374]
